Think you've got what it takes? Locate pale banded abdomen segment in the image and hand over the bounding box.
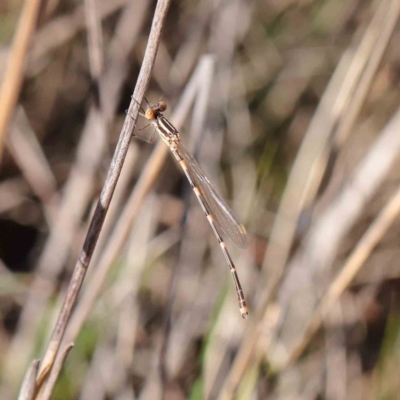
[175,154,248,319]
[175,142,248,249]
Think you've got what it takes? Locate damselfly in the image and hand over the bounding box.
[130,99,248,318]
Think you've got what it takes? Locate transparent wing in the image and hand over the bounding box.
[177,142,248,249]
[132,121,157,143]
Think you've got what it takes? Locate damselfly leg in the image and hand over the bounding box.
[126,97,156,143]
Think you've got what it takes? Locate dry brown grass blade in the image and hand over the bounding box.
[0,0,42,157]
[84,0,104,81]
[33,0,171,393]
[334,0,400,147]
[17,359,40,400]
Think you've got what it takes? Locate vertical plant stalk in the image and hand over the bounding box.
[34,0,171,391]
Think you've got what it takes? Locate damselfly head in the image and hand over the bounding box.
[157,101,167,112]
[144,101,167,120]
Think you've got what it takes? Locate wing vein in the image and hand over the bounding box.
[176,142,247,249]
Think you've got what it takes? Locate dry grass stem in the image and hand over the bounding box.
[17,360,40,400]
[39,344,74,400]
[334,0,400,147]
[34,0,171,392]
[84,0,104,81]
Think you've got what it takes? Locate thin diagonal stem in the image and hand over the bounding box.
[34,0,171,391]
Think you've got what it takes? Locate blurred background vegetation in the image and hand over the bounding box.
[1,0,400,399]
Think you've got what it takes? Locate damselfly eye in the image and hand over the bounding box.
[145,108,155,120]
[158,101,167,112]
